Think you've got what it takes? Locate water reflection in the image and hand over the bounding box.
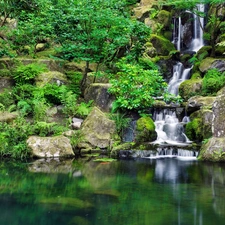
[0,159,224,225]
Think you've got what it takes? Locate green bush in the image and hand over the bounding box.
[12,63,47,85]
[202,68,225,95]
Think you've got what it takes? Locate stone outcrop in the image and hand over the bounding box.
[135,116,157,143]
[35,71,68,87]
[199,57,225,73]
[84,83,114,112]
[199,86,225,161]
[79,107,117,149]
[27,135,74,158]
[0,111,18,122]
[0,77,14,92]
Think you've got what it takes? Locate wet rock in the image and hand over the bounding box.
[27,135,75,158]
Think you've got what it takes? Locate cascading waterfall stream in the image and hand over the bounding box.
[153,4,205,148]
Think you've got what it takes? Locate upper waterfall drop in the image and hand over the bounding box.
[190,4,205,52]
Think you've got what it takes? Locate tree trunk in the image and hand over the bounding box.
[80,61,89,96]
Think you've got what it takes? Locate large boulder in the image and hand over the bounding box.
[79,107,117,149]
[186,109,213,143]
[186,96,216,114]
[35,71,68,87]
[0,111,18,122]
[199,57,225,73]
[150,34,176,56]
[199,86,225,161]
[135,116,157,143]
[84,83,115,112]
[179,79,202,101]
[27,135,74,158]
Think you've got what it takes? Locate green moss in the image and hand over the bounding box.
[179,79,202,100]
[199,57,217,73]
[0,69,11,77]
[135,117,157,143]
[191,72,202,80]
[157,10,171,28]
[150,34,176,56]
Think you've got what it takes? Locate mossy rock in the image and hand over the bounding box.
[199,137,225,162]
[199,57,221,73]
[0,69,11,77]
[150,34,176,56]
[135,116,157,143]
[186,109,213,143]
[179,79,202,100]
[215,45,225,56]
[156,10,171,29]
[191,72,202,79]
[196,46,212,60]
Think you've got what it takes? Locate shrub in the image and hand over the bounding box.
[202,68,225,95]
[12,63,47,85]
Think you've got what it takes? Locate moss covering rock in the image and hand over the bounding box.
[179,79,202,100]
[186,109,213,143]
[135,116,157,143]
[150,34,176,56]
[79,107,117,149]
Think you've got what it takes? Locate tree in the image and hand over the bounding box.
[51,0,150,92]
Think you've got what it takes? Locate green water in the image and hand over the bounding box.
[0,158,224,225]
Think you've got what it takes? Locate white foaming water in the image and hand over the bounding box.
[190,4,205,52]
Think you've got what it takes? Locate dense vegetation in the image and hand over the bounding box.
[0,0,225,158]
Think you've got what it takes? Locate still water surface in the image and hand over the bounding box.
[0,158,224,225]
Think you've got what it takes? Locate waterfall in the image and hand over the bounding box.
[153,109,191,146]
[190,4,205,52]
[168,63,192,95]
[172,17,182,51]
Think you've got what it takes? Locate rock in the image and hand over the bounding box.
[135,116,157,143]
[150,34,176,56]
[186,109,213,142]
[35,43,46,52]
[72,118,83,129]
[186,96,216,113]
[0,77,14,92]
[199,137,225,162]
[64,61,97,73]
[179,79,202,101]
[35,71,68,87]
[84,83,115,112]
[199,57,225,73]
[156,10,171,29]
[79,107,117,149]
[212,86,225,137]
[0,111,18,122]
[199,86,225,161]
[27,135,75,158]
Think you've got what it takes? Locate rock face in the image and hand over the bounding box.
[199,57,225,73]
[0,112,18,122]
[27,135,75,158]
[79,107,116,149]
[0,77,14,92]
[199,86,225,161]
[84,83,114,112]
[35,71,68,87]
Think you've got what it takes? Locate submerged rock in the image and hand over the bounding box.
[27,135,74,158]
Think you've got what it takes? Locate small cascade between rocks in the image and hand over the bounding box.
[153,4,205,149]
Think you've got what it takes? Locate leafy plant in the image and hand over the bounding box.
[202,68,225,95]
[109,113,131,138]
[109,59,167,111]
[12,63,47,85]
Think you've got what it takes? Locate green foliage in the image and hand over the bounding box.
[12,63,47,85]
[33,121,66,137]
[109,59,167,111]
[109,113,131,138]
[202,68,225,95]
[0,117,33,159]
[69,130,84,150]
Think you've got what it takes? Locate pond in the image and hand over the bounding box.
[0,157,224,225]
